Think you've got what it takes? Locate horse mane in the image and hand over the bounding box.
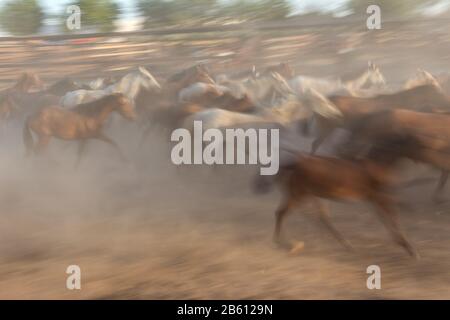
[72,93,122,116]
[167,64,208,83]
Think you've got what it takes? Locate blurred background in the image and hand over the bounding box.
[2,0,450,299]
[1,0,450,87]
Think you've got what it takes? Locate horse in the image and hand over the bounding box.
[1,91,60,123]
[215,65,258,84]
[218,72,294,108]
[178,82,230,104]
[45,77,90,96]
[403,69,441,90]
[60,67,161,108]
[340,68,441,98]
[85,76,117,90]
[0,72,46,125]
[181,94,310,133]
[306,84,450,154]
[289,61,386,97]
[165,64,215,96]
[343,108,450,202]
[261,63,295,80]
[23,93,136,165]
[1,72,45,94]
[253,136,420,258]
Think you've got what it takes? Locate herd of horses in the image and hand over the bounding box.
[3,61,450,259]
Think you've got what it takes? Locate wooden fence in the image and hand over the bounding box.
[1,17,450,88]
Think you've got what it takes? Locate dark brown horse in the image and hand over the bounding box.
[308,84,450,153]
[254,137,419,258]
[23,93,136,165]
[45,77,90,96]
[344,108,450,202]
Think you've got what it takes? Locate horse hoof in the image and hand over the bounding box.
[288,240,305,256]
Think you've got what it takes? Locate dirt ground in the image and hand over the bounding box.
[1,118,450,300]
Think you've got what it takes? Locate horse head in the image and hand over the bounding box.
[404,68,441,90]
[268,72,295,97]
[366,62,386,88]
[137,66,162,92]
[15,72,45,92]
[302,88,343,121]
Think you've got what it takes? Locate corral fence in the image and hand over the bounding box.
[1,17,450,88]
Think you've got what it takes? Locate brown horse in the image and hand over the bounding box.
[23,93,136,165]
[344,108,450,202]
[165,64,215,95]
[308,84,450,153]
[0,72,45,122]
[6,72,45,93]
[254,137,419,258]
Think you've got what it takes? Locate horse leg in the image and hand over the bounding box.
[273,195,298,247]
[35,134,50,155]
[75,140,88,169]
[95,133,128,163]
[433,170,448,203]
[311,198,354,251]
[371,194,419,259]
[137,123,154,150]
[311,124,334,155]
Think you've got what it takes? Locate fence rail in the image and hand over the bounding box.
[1,17,450,88]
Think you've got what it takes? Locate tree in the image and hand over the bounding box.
[138,0,220,28]
[0,0,43,35]
[137,0,291,28]
[67,0,119,32]
[222,0,291,22]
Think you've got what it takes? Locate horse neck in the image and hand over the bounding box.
[13,77,30,92]
[344,70,371,91]
[113,74,141,99]
[93,101,116,124]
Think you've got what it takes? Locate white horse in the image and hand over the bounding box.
[219,72,294,107]
[289,62,386,97]
[179,72,293,108]
[181,92,319,133]
[61,67,161,108]
[178,83,231,103]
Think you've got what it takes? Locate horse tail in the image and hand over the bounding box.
[23,117,34,156]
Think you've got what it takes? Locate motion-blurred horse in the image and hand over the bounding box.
[23,93,136,165]
[253,136,420,258]
[306,84,450,153]
[61,67,161,108]
[289,62,386,97]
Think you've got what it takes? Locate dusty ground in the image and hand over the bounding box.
[1,121,450,300]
